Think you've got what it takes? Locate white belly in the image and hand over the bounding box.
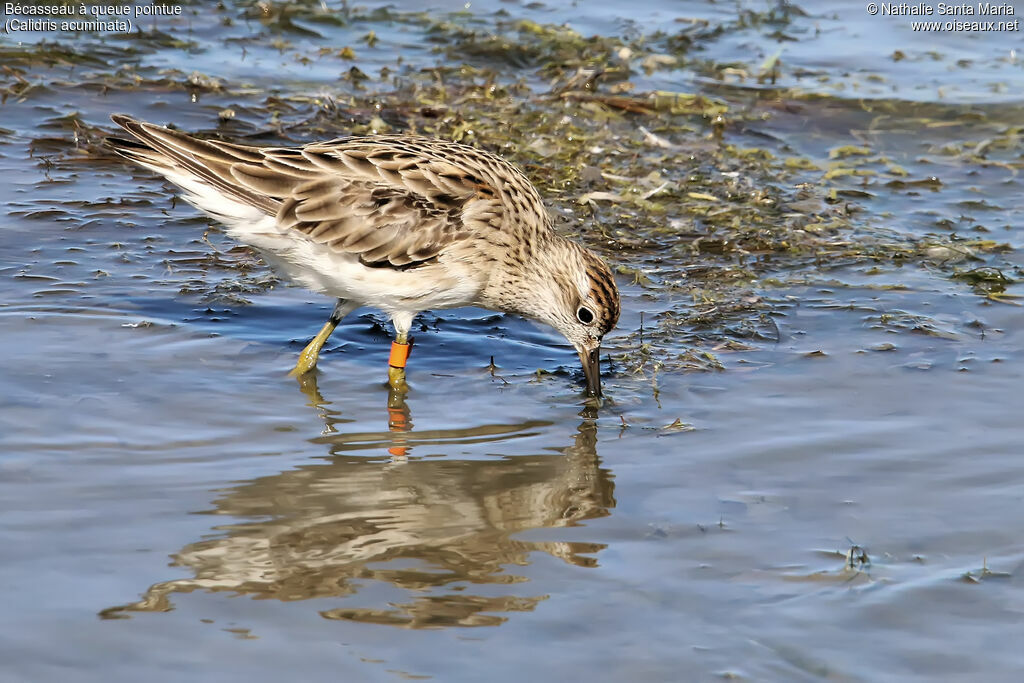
[169,178,483,315]
[230,217,481,316]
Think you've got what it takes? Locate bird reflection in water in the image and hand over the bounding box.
[101,375,615,628]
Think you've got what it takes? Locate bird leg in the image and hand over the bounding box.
[289,299,354,377]
[386,333,413,393]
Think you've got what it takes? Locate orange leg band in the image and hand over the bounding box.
[388,340,412,369]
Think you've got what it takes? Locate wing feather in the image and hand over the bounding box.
[107,114,506,268]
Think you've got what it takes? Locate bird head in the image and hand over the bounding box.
[537,243,620,397]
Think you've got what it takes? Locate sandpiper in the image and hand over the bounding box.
[107,115,620,395]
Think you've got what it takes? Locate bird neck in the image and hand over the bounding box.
[479,234,577,324]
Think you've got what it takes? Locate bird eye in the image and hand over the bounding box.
[576,306,595,325]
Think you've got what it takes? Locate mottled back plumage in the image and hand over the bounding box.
[108,116,549,269]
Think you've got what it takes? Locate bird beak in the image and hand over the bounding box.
[577,344,602,397]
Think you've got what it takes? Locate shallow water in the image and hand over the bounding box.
[2,1,1024,681]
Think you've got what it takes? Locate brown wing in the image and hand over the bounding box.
[108,115,504,268]
[273,175,470,267]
